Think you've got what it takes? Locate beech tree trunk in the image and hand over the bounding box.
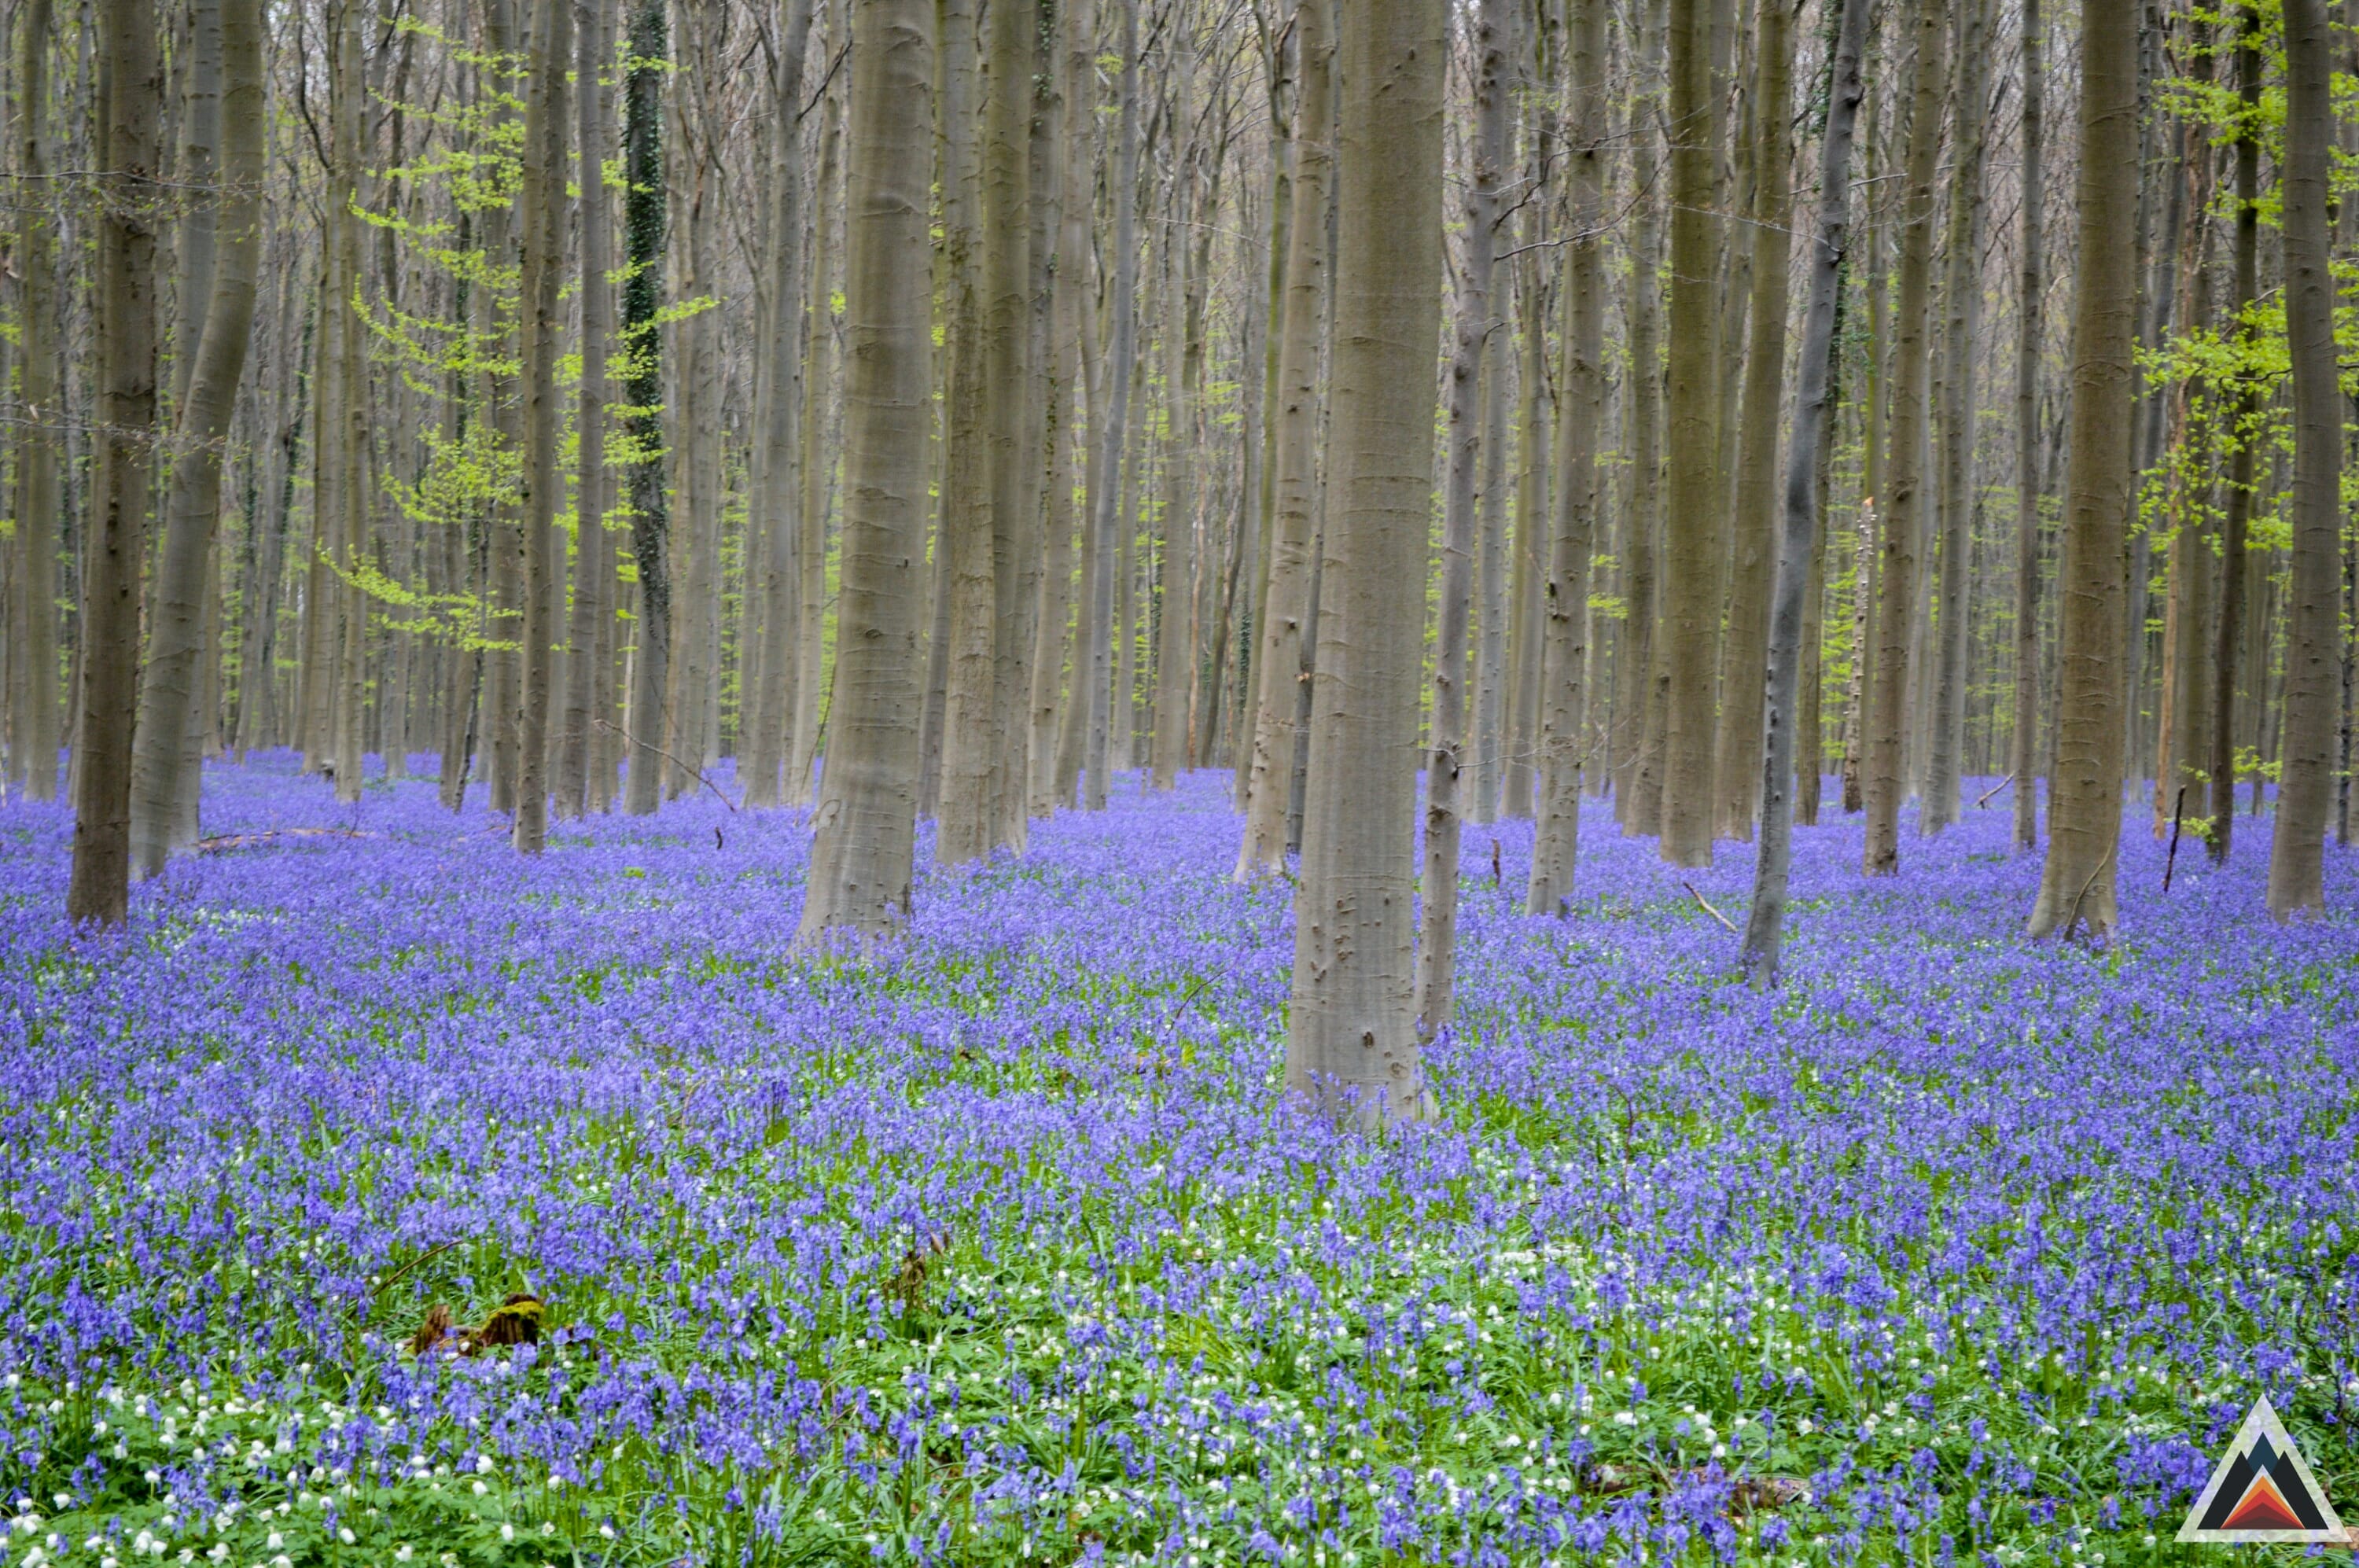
[1413,0,1506,1032]
[513,0,572,853]
[1860,0,1945,876]
[1739,0,1866,982]
[68,0,161,926]
[1083,0,1141,814]
[2010,0,2044,855]
[620,0,672,815]
[6,0,61,803]
[2026,0,2137,939]
[1286,0,1444,1127]
[2207,4,2258,865]
[2265,0,2339,922]
[130,0,262,878]
[798,0,933,941]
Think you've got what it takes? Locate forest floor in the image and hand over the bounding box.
[2,756,2356,1567]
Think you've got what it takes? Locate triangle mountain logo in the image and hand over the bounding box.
[2177,1393,2347,1544]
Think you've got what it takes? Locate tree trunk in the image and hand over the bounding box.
[789,57,843,807]
[1413,0,1507,1032]
[2025,0,2137,939]
[798,0,933,941]
[1150,105,1195,793]
[1286,0,1443,1127]
[1923,0,1990,834]
[2265,0,2339,921]
[1522,0,1600,918]
[1739,0,1867,981]
[1082,0,1140,813]
[513,0,572,852]
[1860,0,1945,876]
[2010,0,2045,854]
[130,0,261,877]
[6,0,61,802]
[1711,0,1794,843]
[2206,4,2258,865]
[620,0,671,814]
[68,0,161,926]
[1470,304,1511,825]
[1615,0,1664,834]
[1235,0,1329,872]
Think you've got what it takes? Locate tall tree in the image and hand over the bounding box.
[1286,0,1444,1125]
[68,0,162,925]
[620,0,672,815]
[2026,0,2137,938]
[1522,0,1602,917]
[1739,0,1867,981]
[6,0,61,803]
[2009,0,2045,855]
[798,0,935,940]
[1415,0,1507,1032]
[1859,0,1945,876]
[2265,0,2340,921]
[129,0,263,877]
[1084,0,1143,813]
[2206,1,2259,866]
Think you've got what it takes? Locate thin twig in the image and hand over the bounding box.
[1974,773,2015,810]
[594,717,739,812]
[1683,882,1738,934]
[370,1239,464,1304]
[2163,787,2187,893]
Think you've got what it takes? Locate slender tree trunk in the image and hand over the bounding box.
[789,56,843,807]
[920,0,981,818]
[1470,310,1511,825]
[1029,0,1087,816]
[1083,0,1139,813]
[130,0,260,877]
[2011,0,2045,854]
[1522,0,1599,918]
[7,0,61,802]
[561,0,624,816]
[1617,0,1665,834]
[1923,0,1989,834]
[1150,98,1196,793]
[1860,0,1945,876]
[1740,0,1866,981]
[2207,6,2258,864]
[799,0,933,941]
[1235,0,1328,870]
[1413,0,1506,1032]
[620,0,671,814]
[513,0,572,852]
[1711,0,1794,842]
[68,0,161,926]
[2026,0,2136,939]
[2265,0,2339,921]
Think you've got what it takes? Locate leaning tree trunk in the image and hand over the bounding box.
[798,0,934,942]
[2010,0,2045,855]
[2265,0,2340,922]
[1860,0,1946,876]
[1710,0,1794,843]
[1412,0,1507,1033]
[1739,0,1867,982]
[620,0,671,815]
[129,0,262,878]
[1522,0,1602,919]
[1286,0,1444,1128]
[2025,0,2138,939]
[513,0,572,853]
[71,0,163,924]
[2207,5,2259,866]
[6,0,61,803]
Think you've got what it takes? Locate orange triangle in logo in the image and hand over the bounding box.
[2223,1473,2306,1533]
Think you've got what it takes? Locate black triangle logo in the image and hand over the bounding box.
[2177,1394,2347,1544]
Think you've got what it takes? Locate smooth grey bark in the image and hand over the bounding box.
[1470,315,1511,825]
[1739,0,1867,982]
[1235,0,1329,873]
[789,54,843,808]
[1522,0,1602,918]
[798,0,934,942]
[68,0,160,926]
[1082,0,1140,814]
[2265,0,2339,921]
[1860,0,1945,876]
[6,0,60,802]
[513,0,572,853]
[2026,0,2137,938]
[620,0,672,815]
[2207,6,2258,865]
[1414,0,1507,1033]
[2010,0,2044,854]
[1286,0,1444,1127]
[130,0,262,878]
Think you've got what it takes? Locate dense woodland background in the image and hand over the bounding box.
[0,0,2353,1115]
